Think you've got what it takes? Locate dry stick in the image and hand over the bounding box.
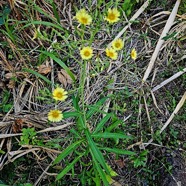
[152,68,186,92]
[34,162,53,186]
[37,122,73,133]
[0,123,73,139]
[9,148,41,162]
[142,0,181,82]
[108,0,151,47]
[48,38,57,91]
[144,91,186,147]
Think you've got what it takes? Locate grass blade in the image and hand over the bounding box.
[100,147,136,155]
[41,51,75,81]
[23,68,51,84]
[85,129,109,174]
[92,132,133,140]
[63,111,80,118]
[93,114,112,134]
[53,139,84,165]
[91,151,109,186]
[51,1,60,23]
[56,154,83,180]
[22,21,64,32]
[106,120,122,132]
[86,97,108,119]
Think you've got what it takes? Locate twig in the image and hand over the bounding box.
[0,123,73,139]
[152,68,186,92]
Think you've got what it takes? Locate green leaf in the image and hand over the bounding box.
[85,130,109,174]
[0,150,5,154]
[92,154,109,186]
[93,114,112,134]
[2,104,13,113]
[100,147,136,155]
[41,51,75,81]
[0,6,11,26]
[53,139,84,165]
[0,17,4,26]
[63,111,80,118]
[162,32,177,41]
[22,21,64,32]
[86,97,108,119]
[56,154,83,180]
[106,120,122,132]
[72,95,80,111]
[23,68,52,84]
[92,132,132,140]
[51,1,60,23]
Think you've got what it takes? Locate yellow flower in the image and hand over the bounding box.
[105,48,118,60]
[75,9,92,25]
[131,48,137,60]
[80,46,93,60]
[112,39,124,51]
[105,8,120,23]
[52,87,68,101]
[48,110,63,122]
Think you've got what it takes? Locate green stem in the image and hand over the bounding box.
[80,60,88,129]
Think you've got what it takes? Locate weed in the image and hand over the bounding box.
[0,90,13,113]
[20,128,43,146]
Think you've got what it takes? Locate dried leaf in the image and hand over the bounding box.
[57,69,72,87]
[5,72,27,79]
[7,80,15,89]
[114,159,125,168]
[38,64,51,75]
[12,118,23,133]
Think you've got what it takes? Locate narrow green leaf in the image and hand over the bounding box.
[22,21,64,32]
[106,120,122,132]
[51,1,60,23]
[23,68,51,84]
[93,114,111,134]
[72,95,80,111]
[77,114,86,130]
[91,151,109,186]
[100,147,136,155]
[92,132,132,139]
[85,130,109,174]
[41,51,75,81]
[86,97,108,119]
[56,154,82,180]
[63,111,80,118]
[53,139,84,165]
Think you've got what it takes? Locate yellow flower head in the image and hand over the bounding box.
[75,9,92,25]
[80,46,93,60]
[48,110,63,122]
[112,39,124,51]
[105,8,120,23]
[52,87,68,101]
[105,48,118,60]
[131,48,137,60]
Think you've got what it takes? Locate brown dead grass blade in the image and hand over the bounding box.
[142,0,181,82]
[152,68,186,92]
